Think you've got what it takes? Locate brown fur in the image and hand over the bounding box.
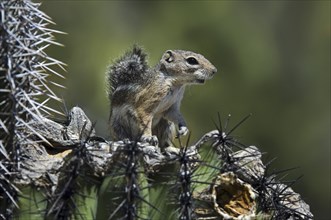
[108,47,217,148]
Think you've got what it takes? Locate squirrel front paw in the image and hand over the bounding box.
[177,126,189,137]
[141,135,158,146]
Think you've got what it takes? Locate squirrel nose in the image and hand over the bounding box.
[211,67,217,75]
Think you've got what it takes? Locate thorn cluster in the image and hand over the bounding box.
[0,0,65,218]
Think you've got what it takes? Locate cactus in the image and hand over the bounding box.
[0,0,64,218]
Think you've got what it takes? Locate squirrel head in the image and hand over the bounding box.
[158,50,217,85]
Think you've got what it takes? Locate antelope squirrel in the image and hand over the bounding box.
[107,45,217,148]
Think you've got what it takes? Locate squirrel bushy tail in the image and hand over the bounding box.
[107,45,149,98]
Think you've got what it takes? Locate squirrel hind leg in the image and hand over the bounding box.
[110,106,140,141]
[152,118,176,149]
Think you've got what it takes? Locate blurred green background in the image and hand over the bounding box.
[40,1,330,219]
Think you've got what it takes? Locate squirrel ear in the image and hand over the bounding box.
[164,50,174,63]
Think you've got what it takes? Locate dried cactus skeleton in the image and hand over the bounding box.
[5,106,311,219]
[0,0,313,219]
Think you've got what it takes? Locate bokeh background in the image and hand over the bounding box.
[40,1,330,219]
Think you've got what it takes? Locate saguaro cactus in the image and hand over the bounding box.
[0,0,64,218]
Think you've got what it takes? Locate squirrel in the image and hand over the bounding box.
[107,45,217,148]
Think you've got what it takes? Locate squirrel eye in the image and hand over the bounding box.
[186,57,199,65]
